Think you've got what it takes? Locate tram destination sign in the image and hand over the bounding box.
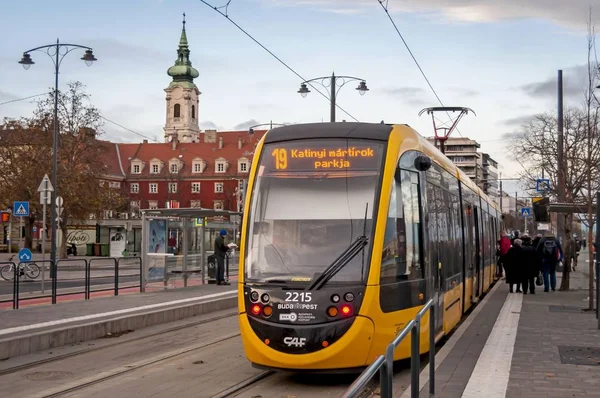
[266,141,384,171]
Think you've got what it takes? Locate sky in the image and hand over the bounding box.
[1,0,600,196]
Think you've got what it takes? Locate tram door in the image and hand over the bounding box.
[473,207,482,298]
[463,204,475,305]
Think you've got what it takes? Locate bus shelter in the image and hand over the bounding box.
[141,208,242,291]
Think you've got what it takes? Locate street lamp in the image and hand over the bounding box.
[297,72,368,122]
[19,39,97,282]
[248,121,286,135]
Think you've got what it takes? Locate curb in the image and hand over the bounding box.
[0,293,237,360]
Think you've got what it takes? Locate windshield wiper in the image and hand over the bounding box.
[306,235,369,291]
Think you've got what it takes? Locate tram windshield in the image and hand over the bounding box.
[244,138,385,284]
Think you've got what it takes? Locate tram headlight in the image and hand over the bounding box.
[327,306,338,317]
[331,294,340,303]
[251,304,261,315]
[261,293,270,304]
[344,292,355,302]
[341,304,352,316]
[262,305,273,317]
[250,291,259,302]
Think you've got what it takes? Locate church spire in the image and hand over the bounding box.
[167,12,199,89]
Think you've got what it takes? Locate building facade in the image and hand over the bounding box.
[427,137,499,203]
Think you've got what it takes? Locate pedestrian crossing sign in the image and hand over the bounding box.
[13,201,29,217]
[521,207,531,217]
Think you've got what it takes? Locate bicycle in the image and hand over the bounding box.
[0,255,41,281]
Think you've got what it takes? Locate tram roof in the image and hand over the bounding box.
[263,122,394,143]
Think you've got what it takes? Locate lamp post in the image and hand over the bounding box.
[297,72,368,122]
[19,39,97,274]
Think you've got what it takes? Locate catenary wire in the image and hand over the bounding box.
[198,0,360,122]
[376,1,466,137]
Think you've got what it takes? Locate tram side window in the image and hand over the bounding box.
[380,169,423,283]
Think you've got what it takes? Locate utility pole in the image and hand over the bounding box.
[557,70,566,242]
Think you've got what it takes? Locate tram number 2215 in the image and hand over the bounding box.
[285,292,312,302]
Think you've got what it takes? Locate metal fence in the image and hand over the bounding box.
[1,257,142,309]
[342,299,436,398]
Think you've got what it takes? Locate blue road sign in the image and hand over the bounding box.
[536,179,550,192]
[521,207,531,217]
[18,248,32,263]
[13,201,29,217]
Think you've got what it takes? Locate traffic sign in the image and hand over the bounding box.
[521,207,531,217]
[56,196,64,207]
[536,179,550,192]
[33,226,37,233]
[37,174,54,192]
[13,201,29,217]
[18,248,32,263]
[194,217,206,227]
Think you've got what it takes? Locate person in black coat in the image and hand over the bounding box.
[505,238,525,293]
[520,234,540,294]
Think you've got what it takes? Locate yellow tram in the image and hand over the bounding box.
[237,122,499,371]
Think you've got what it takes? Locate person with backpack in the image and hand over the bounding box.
[536,231,563,292]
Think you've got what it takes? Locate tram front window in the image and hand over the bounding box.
[245,139,385,284]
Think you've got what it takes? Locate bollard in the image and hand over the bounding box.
[85,260,91,300]
[114,258,120,296]
[12,262,19,310]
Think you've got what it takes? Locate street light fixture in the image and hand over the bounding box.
[297,72,368,122]
[19,39,97,295]
[248,121,286,135]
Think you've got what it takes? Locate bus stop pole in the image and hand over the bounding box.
[182,218,189,288]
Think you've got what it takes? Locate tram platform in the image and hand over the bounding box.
[397,261,600,398]
[0,283,237,361]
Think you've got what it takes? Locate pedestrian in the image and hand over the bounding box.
[505,238,524,293]
[536,230,563,292]
[520,235,539,294]
[214,229,230,286]
[498,232,511,278]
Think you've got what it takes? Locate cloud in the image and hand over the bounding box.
[451,88,479,97]
[234,119,260,130]
[503,115,536,127]
[519,64,589,99]
[382,86,429,105]
[200,120,220,130]
[261,0,599,29]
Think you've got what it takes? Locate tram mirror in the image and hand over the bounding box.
[253,222,270,234]
[414,155,432,172]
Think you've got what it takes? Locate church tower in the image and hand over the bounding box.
[164,13,201,143]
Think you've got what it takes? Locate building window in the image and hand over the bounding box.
[216,161,226,173]
[214,201,224,211]
[191,182,201,193]
[238,180,244,191]
[151,164,160,174]
[215,182,224,193]
[149,183,158,194]
[193,162,203,173]
[239,161,248,173]
[168,183,177,193]
[170,163,178,173]
[133,164,140,174]
[130,183,139,193]
[192,105,196,120]
[174,104,180,118]
[130,200,140,210]
[108,181,121,189]
[190,200,201,208]
[148,200,158,210]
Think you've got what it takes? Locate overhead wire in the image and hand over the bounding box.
[198,0,360,122]
[376,1,465,137]
[0,93,49,106]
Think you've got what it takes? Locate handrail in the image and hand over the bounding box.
[342,299,436,398]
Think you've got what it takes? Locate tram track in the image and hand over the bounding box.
[0,309,238,377]
[35,332,242,398]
